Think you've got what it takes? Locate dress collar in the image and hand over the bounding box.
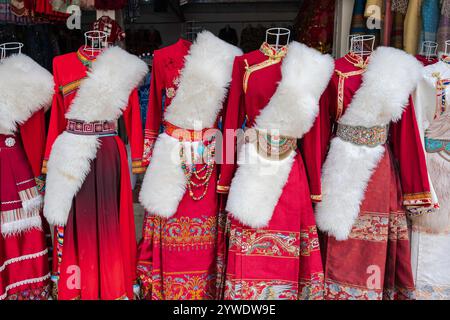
[441,54,450,65]
[345,51,370,69]
[77,46,102,68]
[260,42,288,60]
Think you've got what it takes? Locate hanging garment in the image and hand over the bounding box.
[137,32,242,300]
[218,42,333,300]
[294,0,335,54]
[437,0,450,52]
[411,57,450,299]
[404,0,422,54]
[43,46,147,300]
[316,48,432,300]
[0,54,53,300]
[91,16,126,45]
[420,0,440,43]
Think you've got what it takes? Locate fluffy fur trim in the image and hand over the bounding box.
[66,46,148,122]
[1,215,42,237]
[164,30,243,130]
[225,43,332,228]
[21,195,43,214]
[315,47,423,240]
[44,133,99,226]
[139,133,186,218]
[226,142,296,228]
[315,139,385,240]
[0,54,53,134]
[339,47,423,127]
[255,42,334,138]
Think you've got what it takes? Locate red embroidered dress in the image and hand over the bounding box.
[137,34,242,300]
[218,42,330,300]
[316,50,432,300]
[0,54,53,300]
[43,46,146,300]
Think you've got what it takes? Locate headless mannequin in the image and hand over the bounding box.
[420,41,438,61]
[265,27,290,50]
[444,40,450,57]
[0,42,23,61]
[83,30,108,58]
[349,35,375,60]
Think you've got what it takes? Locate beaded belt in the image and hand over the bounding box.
[248,129,297,160]
[336,123,388,147]
[164,121,216,141]
[425,137,450,161]
[66,120,117,136]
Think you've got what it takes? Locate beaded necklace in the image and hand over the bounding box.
[179,136,216,201]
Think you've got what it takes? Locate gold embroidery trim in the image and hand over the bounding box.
[310,194,322,202]
[335,69,366,121]
[132,160,145,174]
[42,160,48,175]
[403,192,432,201]
[59,78,86,96]
[242,43,287,94]
[217,185,230,193]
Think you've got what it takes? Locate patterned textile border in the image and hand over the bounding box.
[348,211,409,242]
[142,215,217,250]
[415,282,450,300]
[224,278,299,300]
[324,279,415,300]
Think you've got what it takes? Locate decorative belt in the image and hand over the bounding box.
[336,123,389,147]
[66,120,117,136]
[425,137,450,161]
[0,135,18,148]
[248,129,297,160]
[164,121,216,141]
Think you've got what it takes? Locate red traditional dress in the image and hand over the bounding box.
[43,46,147,300]
[316,48,432,300]
[0,54,53,300]
[137,32,242,300]
[218,42,333,300]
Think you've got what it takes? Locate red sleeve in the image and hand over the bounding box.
[318,83,335,165]
[142,52,164,167]
[42,65,67,174]
[299,115,322,203]
[217,57,246,194]
[123,88,145,174]
[390,96,432,207]
[20,109,46,178]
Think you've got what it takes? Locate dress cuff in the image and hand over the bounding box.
[132,159,146,174]
[310,194,322,202]
[42,159,48,174]
[217,185,230,194]
[403,192,432,206]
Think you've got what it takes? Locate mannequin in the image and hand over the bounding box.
[445,39,450,56]
[0,40,53,300]
[82,30,108,57]
[420,41,438,61]
[349,34,375,59]
[265,27,290,50]
[0,42,24,60]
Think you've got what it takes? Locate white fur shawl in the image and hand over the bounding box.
[0,54,53,134]
[139,31,242,218]
[226,42,334,228]
[315,46,423,240]
[44,46,148,226]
